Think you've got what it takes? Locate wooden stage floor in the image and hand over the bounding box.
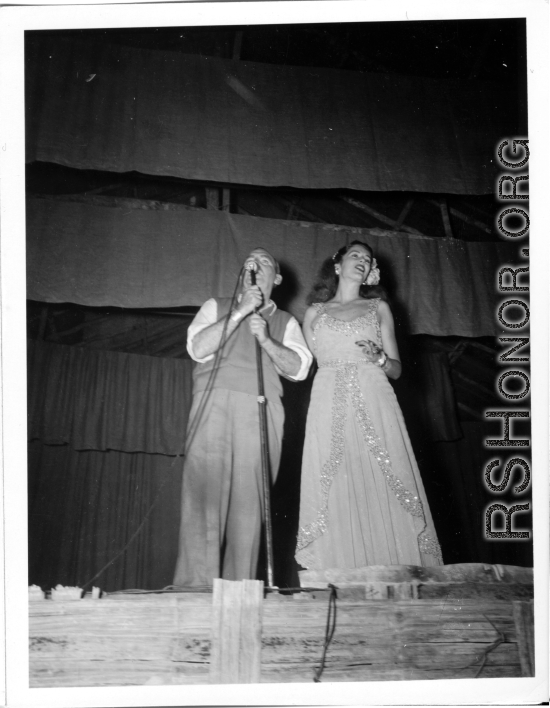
[29,564,534,686]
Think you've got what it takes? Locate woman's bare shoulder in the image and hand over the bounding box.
[303,303,322,323]
[374,298,394,322]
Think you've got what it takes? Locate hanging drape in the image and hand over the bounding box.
[416,423,532,567]
[396,350,462,443]
[28,339,193,454]
[25,36,511,194]
[27,197,517,337]
[28,440,183,592]
[27,340,194,591]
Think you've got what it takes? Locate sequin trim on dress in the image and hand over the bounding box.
[320,359,373,368]
[347,365,424,519]
[296,360,443,566]
[311,300,381,345]
[419,531,443,563]
[296,365,349,558]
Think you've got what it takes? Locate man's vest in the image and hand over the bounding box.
[192,297,292,401]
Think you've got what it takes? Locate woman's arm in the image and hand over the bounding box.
[301,305,318,356]
[377,300,402,380]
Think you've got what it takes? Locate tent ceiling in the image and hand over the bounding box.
[26,19,526,238]
[43,19,525,83]
[25,20,526,196]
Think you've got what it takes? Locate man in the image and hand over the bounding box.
[173,248,312,586]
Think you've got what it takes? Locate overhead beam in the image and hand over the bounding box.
[393,198,414,231]
[341,196,428,237]
[439,198,454,239]
[447,340,469,366]
[279,198,327,223]
[427,199,492,234]
[467,340,499,356]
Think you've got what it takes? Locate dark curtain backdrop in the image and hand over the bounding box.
[411,422,533,568]
[27,197,517,336]
[28,441,183,592]
[25,36,512,194]
[27,340,192,592]
[28,339,193,454]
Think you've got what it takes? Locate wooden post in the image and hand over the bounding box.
[209,579,263,684]
[205,188,219,210]
[222,188,231,212]
[512,600,534,676]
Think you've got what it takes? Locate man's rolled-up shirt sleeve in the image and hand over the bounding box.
[187,298,218,363]
[280,316,313,381]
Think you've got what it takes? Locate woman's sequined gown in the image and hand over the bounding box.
[295,300,443,570]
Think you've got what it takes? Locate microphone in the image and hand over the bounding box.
[246,261,257,285]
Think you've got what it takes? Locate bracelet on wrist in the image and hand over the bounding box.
[230,309,243,323]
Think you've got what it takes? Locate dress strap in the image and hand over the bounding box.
[312,302,326,315]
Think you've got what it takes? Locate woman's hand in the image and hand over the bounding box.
[355,339,383,363]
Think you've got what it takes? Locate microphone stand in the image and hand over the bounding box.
[249,268,275,589]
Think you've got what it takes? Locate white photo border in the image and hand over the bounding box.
[1,2,548,706]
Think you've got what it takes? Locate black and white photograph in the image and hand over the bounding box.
[0,1,548,706]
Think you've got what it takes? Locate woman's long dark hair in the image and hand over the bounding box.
[307,240,388,305]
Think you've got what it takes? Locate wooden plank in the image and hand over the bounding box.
[260,598,522,681]
[28,589,530,686]
[31,658,209,687]
[417,582,533,601]
[239,579,263,682]
[261,660,520,683]
[512,600,535,677]
[209,579,263,684]
[299,562,534,586]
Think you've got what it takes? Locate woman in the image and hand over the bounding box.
[295,241,442,571]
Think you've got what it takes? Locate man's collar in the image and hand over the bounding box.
[262,300,277,314]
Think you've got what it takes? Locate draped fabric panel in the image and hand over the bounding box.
[27,197,517,337]
[28,440,183,592]
[416,423,532,567]
[28,339,193,455]
[25,36,511,194]
[395,351,462,443]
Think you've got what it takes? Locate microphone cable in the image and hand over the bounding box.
[181,263,246,450]
[80,264,247,593]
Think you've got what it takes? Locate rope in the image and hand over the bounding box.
[313,583,337,682]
